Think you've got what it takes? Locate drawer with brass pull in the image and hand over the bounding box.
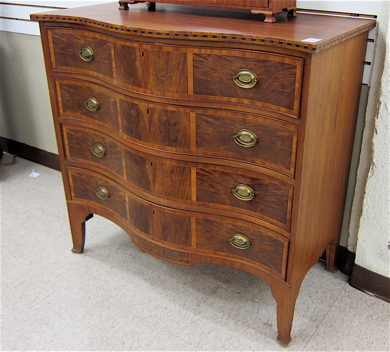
[48,28,114,78]
[196,112,298,176]
[49,28,187,94]
[196,218,288,279]
[193,50,303,118]
[62,125,124,177]
[68,167,128,220]
[56,79,119,130]
[197,168,293,230]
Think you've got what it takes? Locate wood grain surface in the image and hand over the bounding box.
[193,51,302,115]
[32,3,375,53]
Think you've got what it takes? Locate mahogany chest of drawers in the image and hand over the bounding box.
[32,4,375,346]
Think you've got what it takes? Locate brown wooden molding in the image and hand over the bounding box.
[319,245,355,275]
[337,245,356,275]
[350,264,390,302]
[0,137,60,171]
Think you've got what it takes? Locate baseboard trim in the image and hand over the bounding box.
[350,264,390,302]
[320,245,356,275]
[0,137,60,171]
[336,245,356,275]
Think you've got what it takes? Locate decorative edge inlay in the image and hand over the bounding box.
[31,14,376,53]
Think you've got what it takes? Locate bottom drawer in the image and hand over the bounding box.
[68,167,128,220]
[67,167,192,247]
[196,218,288,278]
[67,167,287,278]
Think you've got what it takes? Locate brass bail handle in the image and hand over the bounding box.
[233,69,258,89]
[79,46,94,62]
[232,184,255,201]
[96,186,109,200]
[229,234,251,249]
[85,96,99,112]
[92,143,106,158]
[233,129,258,148]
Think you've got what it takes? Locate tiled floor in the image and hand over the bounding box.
[1,156,389,351]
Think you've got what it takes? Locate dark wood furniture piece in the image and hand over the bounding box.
[118,0,297,23]
[32,4,375,346]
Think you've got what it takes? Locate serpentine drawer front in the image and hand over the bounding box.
[33,3,375,347]
[193,51,303,117]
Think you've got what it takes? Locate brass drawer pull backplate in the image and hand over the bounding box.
[96,186,109,200]
[232,184,255,201]
[233,129,258,148]
[92,143,106,158]
[233,69,258,89]
[79,46,94,62]
[229,234,251,249]
[85,96,100,112]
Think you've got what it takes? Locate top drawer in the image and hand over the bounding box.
[48,29,114,79]
[193,50,303,117]
[47,28,188,94]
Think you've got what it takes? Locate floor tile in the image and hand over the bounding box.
[303,284,390,351]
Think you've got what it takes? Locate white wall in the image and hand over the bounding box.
[0,1,110,154]
[297,0,380,85]
[0,32,58,153]
[0,1,110,35]
[349,1,390,277]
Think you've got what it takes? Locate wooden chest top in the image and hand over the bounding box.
[31,2,375,54]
